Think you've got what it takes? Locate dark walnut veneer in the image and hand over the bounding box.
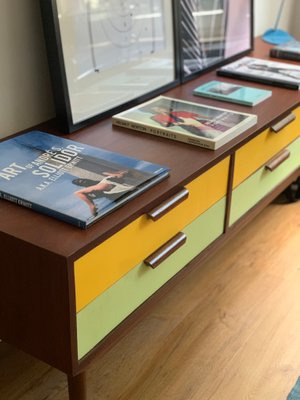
[0,39,299,399]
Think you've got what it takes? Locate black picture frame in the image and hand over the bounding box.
[40,0,180,133]
[178,0,254,82]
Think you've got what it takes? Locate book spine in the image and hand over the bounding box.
[270,49,300,61]
[112,118,215,150]
[217,69,299,90]
[0,191,86,229]
[194,91,252,106]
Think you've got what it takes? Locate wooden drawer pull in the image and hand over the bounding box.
[147,188,189,221]
[144,232,187,269]
[271,113,296,133]
[265,149,290,172]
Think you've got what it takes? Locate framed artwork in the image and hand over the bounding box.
[178,0,253,81]
[40,0,178,132]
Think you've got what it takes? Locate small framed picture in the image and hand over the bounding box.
[40,0,178,132]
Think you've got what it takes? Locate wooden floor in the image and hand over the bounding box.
[1,198,300,400]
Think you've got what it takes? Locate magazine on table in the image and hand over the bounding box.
[0,131,169,228]
[112,96,257,150]
[193,80,272,106]
[217,56,300,90]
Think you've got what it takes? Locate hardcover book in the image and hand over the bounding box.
[193,80,272,106]
[0,131,169,229]
[217,56,300,90]
[270,40,300,61]
[112,96,257,150]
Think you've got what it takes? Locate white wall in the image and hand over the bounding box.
[254,0,296,37]
[0,1,54,139]
[0,0,297,139]
[291,0,300,37]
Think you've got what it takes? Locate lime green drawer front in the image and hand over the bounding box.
[77,197,226,359]
[230,137,300,226]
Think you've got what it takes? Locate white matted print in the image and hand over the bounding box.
[52,0,176,127]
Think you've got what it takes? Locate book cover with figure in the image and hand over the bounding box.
[193,80,272,106]
[0,131,169,228]
[112,96,257,150]
[270,40,300,62]
[217,56,300,90]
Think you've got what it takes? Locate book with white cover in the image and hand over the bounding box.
[112,96,257,150]
[217,56,300,90]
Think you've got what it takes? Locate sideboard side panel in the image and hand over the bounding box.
[0,233,75,373]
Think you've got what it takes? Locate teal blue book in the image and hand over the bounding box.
[193,80,272,106]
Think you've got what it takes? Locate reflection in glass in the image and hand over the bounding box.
[180,0,252,78]
[56,0,175,125]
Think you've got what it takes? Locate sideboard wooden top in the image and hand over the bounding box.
[1,39,299,259]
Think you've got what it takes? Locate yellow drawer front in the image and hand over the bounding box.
[233,107,300,188]
[230,137,300,225]
[75,157,229,312]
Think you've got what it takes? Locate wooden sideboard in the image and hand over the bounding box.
[0,39,299,400]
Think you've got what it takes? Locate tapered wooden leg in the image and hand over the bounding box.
[67,371,87,400]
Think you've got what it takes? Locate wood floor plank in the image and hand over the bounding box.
[0,199,299,400]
